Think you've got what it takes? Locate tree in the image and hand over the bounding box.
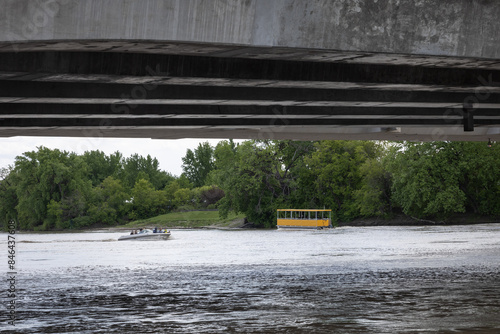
[82,150,122,187]
[129,178,168,220]
[217,140,314,227]
[386,142,467,219]
[198,185,225,208]
[0,166,18,229]
[301,141,380,222]
[13,147,92,230]
[457,142,500,215]
[173,188,192,208]
[205,140,238,187]
[87,176,129,225]
[354,145,392,217]
[387,141,500,219]
[1,147,195,230]
[181,142,215,187]
[121,154,173,190]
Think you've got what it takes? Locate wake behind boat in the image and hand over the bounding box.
[118,228,171,241]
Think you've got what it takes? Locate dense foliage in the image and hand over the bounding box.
[0,147,221,230]
[386,141,500,218]
[1,140,499,230]
[181,142,214,188]
[211,140,499,226]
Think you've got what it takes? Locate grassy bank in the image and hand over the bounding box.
[121,210,246,229]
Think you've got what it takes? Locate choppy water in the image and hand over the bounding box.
[1,225,500,333]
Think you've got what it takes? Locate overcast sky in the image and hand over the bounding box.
[0,136,237,176]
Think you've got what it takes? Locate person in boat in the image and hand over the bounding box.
[130,230,134,235]
[153,227,158,233]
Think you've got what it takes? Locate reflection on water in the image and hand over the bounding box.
[1,225,500,333]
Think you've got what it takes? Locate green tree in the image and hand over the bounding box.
[13,147,92,230]
[387,141,500,218]
[0,166,18,229]
[88,176,129,225]
[205,140,238,187]
[387,142,467,218]
[130,178,168,220]
[82,150,122,187]
[121,154,173,190]
[354,146,392,217]
[130,178,156,219]
[173,188,192,208]
[176,174,193,189]
[163,176,193,210]
[217,140,314,227]
[181,141,215,187]
[301,141,380,222]
[457,142,500,215]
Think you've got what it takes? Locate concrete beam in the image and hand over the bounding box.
[0,51,499,85]
[1,80,500,104]
[0,0,499,142]
[1,0,499,58]
[1,126,500,142]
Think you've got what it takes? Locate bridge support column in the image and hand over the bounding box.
[463,103,474,132]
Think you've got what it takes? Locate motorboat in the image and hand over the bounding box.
[118,229,171,241]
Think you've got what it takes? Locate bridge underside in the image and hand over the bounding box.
[1,40,499,141]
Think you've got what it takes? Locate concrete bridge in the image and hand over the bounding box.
[0,0,499,141]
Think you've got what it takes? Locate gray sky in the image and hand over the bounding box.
[0,136,235,176]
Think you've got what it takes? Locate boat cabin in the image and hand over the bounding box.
[277,209,332,229]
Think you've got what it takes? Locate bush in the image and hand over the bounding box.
[72,216,93,229]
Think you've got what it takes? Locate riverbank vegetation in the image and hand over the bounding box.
[1,140,499,230]
[122,210,245,229]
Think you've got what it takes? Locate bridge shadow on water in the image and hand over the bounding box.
[7,265,500,333]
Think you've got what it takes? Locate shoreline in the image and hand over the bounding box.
[338,214,500,227]
[5,214,499,233]
[92,216,500,233]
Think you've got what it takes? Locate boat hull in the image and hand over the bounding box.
[118,232,171,241]
[277,226,331,230]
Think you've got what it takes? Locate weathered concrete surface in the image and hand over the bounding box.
[1,0,499,58]
[0,0,499,142]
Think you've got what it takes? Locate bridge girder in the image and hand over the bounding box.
[1,0,499,141]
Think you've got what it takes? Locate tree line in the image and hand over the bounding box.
[0,147,223,230]
[1,140,499,230]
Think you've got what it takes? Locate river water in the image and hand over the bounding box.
[1,225,500,333]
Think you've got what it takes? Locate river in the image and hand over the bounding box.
[2,224,500,333]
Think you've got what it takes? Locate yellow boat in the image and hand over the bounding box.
[277,209,332,230]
